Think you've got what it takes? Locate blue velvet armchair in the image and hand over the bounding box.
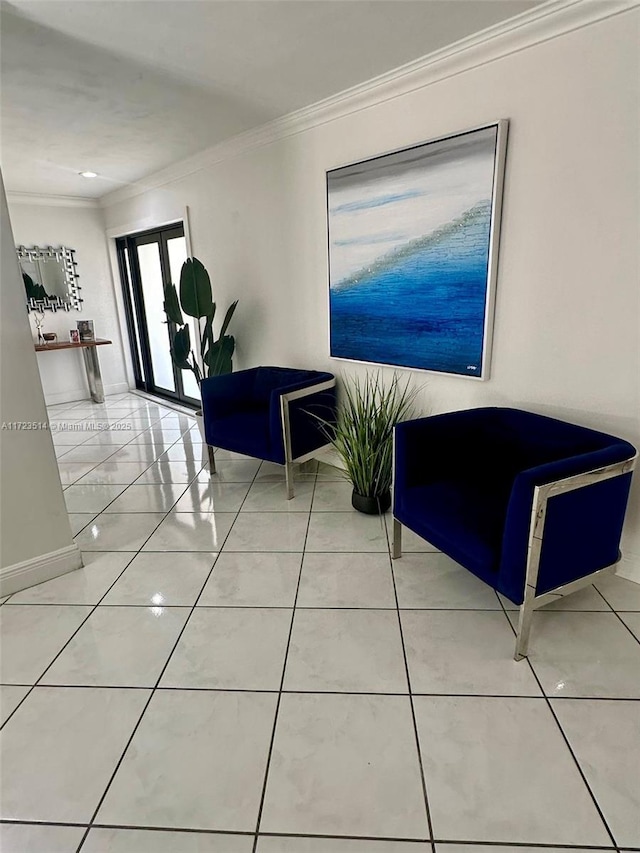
[392,408,636,659]
[201,366,336,498]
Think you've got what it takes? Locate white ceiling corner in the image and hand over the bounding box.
[1,0,546,200]
[3,0,634,204]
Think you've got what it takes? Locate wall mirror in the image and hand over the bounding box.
[17,245,83,312]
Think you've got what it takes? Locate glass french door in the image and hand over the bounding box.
[117,224,200,407]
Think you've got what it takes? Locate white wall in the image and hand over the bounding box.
[103,7,640,576]
[0,173,81,592]
[8,201,130,404]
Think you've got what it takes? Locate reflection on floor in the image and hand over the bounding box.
[1,392,639,852]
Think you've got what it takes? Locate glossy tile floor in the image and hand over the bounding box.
[1,392,639,852]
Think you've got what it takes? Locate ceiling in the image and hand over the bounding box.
[1,0,539,199]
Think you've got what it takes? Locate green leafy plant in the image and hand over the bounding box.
[317,371,417,498]
[23,272,50,302]
[163,257,238,388]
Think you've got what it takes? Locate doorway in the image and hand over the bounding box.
[116,224,200,407]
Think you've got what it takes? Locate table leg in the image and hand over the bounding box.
[82,346,105,403]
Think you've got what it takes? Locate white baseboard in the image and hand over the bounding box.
[44,382,131,407]
[0,543,83,597]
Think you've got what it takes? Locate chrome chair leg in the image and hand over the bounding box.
[207,445,216,474]
[514,599,534,661]
[392,518,402,559]
[285,460,295,500]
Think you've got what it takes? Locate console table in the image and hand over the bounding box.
[35,339,112,403]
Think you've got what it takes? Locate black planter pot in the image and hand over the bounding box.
[351,490,391,515]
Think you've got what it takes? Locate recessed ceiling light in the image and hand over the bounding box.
[79,171,98,178]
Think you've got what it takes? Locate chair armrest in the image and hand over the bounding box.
[269,375,336,462]
[499,444,636,603]
[201,370,256,421]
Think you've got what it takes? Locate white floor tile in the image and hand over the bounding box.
[57,461,101,485]
[41,606,189,687]
[414,695,611,845]
[74,512,165,551]
[158,414,196,430]
[315,461,346,481]
[127,428,186,444]
[242,480,314,512]
[104,483,188,513]
[63,484,127,513]
[306,512,388,552]
[52,432,90,446]
[0,822,85,852]
[76,461,154,486]
[552,698,640,847]
[510,611,640,698]
[397,525,439,553]
[284,609,408,693]
[434,847,598,853]
[106,443,168,463]
[58,444,120,464]
[102,552,215,606]
[142,512,236,552]
[619,612,640,640]
[257,840,431,852]
[260,693,428,838]
[297,553,396,608]
[401,610,541,696]
[0,685,150,822]
[208,459,262,482]
[161,607,291,690]
[97,690,277,831]
[255,460,318,483]
[0,685,30,725]
[83,827,254,853]
[0,605,91,684]
[198,552,301,607]
[394,552,501,610]
[8,552,134,605]
[159,443,208,462]
[596,573,640,610]
[68,512,98,536]
[224,513,309,552]
[173,480,251,513]
[114,416,163,429]
[311,481,356,511]
[136,459,205,484]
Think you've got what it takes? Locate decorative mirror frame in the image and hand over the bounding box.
[17,245,83,312]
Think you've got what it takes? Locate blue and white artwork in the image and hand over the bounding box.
[327,123,507,378]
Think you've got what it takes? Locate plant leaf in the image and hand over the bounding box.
[308,371,418,497]
[171,325,191,368]
[201,315,214,362]
[179,258,213,318]
[163,281,183,325]
[205,335,235,375]
[218,300,238,339]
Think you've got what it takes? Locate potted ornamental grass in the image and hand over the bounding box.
[163,257,238,436]
[318,371,417,515]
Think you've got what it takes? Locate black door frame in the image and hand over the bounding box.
[116,224,199,408]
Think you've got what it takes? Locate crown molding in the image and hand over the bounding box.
[7,192,99,209]
[101,0,639,209]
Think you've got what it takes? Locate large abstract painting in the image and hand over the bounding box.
[327,121,508,379]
